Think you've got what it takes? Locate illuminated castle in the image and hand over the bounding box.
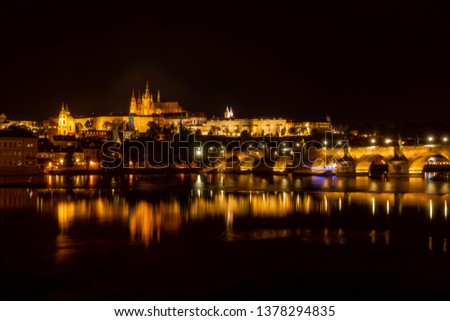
[52,80,331,137]
[130,81,184,115]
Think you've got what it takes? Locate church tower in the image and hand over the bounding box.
[58,102,75,135]
[142,80,151,115]
[130,89,137,114]
[224,106,234,119]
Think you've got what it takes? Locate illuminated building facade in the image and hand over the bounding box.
[198,107,333,136]
[50,82,332,137]
[0,129,38,173]
[0,113,41,131]
[130,81,183,115]
[58,102,76,135]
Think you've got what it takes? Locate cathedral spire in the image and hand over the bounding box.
[61,101,65,111]
[157,89,161,103]
[130,89,137,114]
[145,80,150,97]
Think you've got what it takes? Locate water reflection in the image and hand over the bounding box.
[57,202,75,234]
[129,200,182,246]
[0,188,36,209]
[1,174,449,253]
[28,187,449,250]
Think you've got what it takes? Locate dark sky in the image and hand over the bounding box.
[1,0,450,124]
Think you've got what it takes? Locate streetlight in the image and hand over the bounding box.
[385,138,392,144]
[428,136,434,142]
[443,137,448,143]
[370,138,376,144]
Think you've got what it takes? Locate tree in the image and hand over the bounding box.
[146,121,162,140]
[64,149,75,167]
[103,121,112,131]
[111,118,126,131]
[298,126,308,136]
[75,122,83,133]
[311,128,320,137]
[85,119,93,129]
[161,124,177,140]
[240,129,250,141]
[210,125,220,135]
[288,127,297,135]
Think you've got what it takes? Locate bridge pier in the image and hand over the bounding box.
[388,145,409,175]
[337,153,356,175]
[389,159,410,175]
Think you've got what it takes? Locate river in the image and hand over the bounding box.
[0,174,449,299]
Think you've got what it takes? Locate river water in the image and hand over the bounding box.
[0,174,449,299]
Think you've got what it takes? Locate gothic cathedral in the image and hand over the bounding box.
[129,81,184,115]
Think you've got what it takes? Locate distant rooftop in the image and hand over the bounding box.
[0,128,36,138]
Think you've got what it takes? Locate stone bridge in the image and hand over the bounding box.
[317,145,450,176]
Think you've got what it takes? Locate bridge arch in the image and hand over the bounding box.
[409,153,450,174]
[355,154,385,174]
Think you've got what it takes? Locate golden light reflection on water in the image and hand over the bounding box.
[445,200,448,220]
[129,200,182,246]
[29,188,448,250]
[55,234,76,263]
[57,202,75,234]
[429,199,433,221]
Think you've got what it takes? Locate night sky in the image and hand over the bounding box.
[1,0,450,124]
